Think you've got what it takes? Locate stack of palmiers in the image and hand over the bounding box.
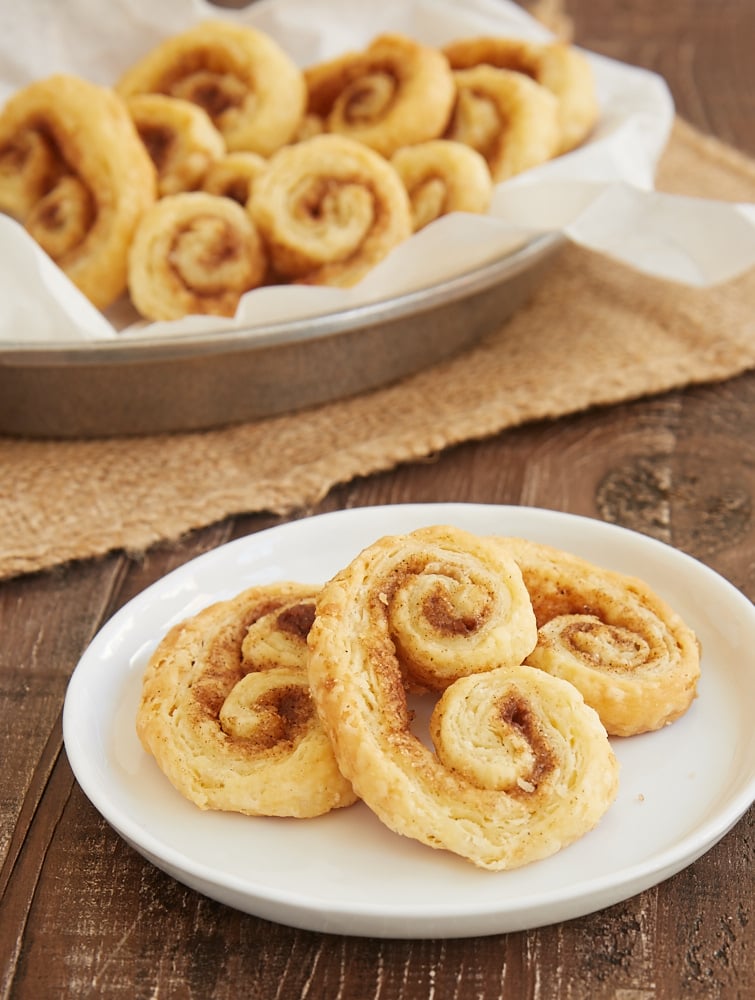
[0,19,599,322]
[136,524,700,871]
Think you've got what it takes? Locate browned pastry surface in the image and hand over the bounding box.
[499,537,701,736]
[116,20,307,156]
[248,133,412,287]
[304,33,456,157]
[201,150,267,205]
[307,525,618,869]
[390,139,493,230]
[0,73,156,309]
[126,93,225,197]
[0,24,601,320]
[444,35,599,153]
[445,65,560,181]
[128,190,267,320]
[137,581,356,817]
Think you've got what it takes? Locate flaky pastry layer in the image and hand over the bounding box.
[248,133,412,287]
[128,190,267,320]
[137,581,356,817]
[126,93,225,197]
[304,33,456,158]
[498,537,701,736]
[0,73,156,309]
[443,35,599,153]
[116,20,307,156]
[307,524,618,869]
[391,139,493,231]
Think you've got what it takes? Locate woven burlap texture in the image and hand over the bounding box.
[2,118,754,580]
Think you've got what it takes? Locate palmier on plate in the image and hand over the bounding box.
[499,537,702,736]
[307,524,619,870]
[137,582,356,818]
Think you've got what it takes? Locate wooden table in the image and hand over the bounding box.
[2,2,753,997]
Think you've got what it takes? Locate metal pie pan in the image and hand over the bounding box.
[0,233,562,438]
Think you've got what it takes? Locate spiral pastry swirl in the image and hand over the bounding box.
[201,151,268,206]
[445,65,560,182]
[308,525,618,869]
[116,20,306,156]
[304,33,456,158]
[126,94,226,197]
[128,191,267,320]
[499,538,701,736]
[0,126,62,220]
[248,134,412,287]
[443,36,599,154]
[137,582,356,818]
[0,74,156,309]
[390,139,493,231]
[332,524,538,691]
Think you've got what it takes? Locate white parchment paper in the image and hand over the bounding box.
[1,0,753,345]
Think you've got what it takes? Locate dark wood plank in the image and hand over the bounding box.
[574,0,755,157]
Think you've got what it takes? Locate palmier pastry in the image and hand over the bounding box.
[499,537,701,736]
[310,524,538,693]
[137,582,356,818]
[390,139,493,231]
[445,65,560,182]
[303,33,456,158]
[248,134,412,287]
[443,36,599,153]
[201,151,267,205]
[126,94,226,197]
[0,74,156,309]
[307,526,618,870]
[0,127,63,220]
[116,20,307,156]
[128,191,267,320]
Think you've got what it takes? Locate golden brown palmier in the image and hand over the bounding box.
[304,33,456,157]
[126,93,226,197]
[307,525,618,869]
[445,65,560,182]
[0,127,63,220]
[116,20,307,156]
[499,537,701,736]
[443,35,599,153]
[0,73,156,309]
[201,151,267,205]
[248,133,412,287]
[390,139,493,230]
[137,582,356,817]
[128,191,267,320]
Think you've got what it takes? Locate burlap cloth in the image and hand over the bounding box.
[2,117,754,581]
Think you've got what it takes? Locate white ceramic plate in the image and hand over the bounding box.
[63,504,755,939]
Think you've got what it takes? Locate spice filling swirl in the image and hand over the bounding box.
[136,582,356,817]
[307,525,618,870]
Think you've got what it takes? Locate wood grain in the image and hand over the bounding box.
[1,2,754,998]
